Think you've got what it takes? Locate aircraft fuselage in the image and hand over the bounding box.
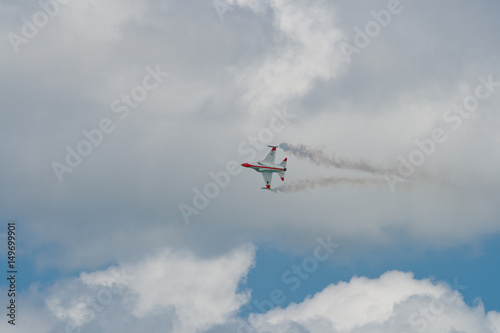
[241,161,287,173]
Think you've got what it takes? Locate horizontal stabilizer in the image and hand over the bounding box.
[278,171,285,181]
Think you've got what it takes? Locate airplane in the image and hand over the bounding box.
[241,145,287,190]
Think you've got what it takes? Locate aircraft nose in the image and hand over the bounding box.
[241,163,250,167]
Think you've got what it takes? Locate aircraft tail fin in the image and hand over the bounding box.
[279,158,287,167]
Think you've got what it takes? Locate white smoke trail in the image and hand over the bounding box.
[271,176,387,193]
[279,142,397,175]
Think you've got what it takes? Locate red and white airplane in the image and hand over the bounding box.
[241,145,287,190]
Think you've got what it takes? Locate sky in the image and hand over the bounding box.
[1,0,500,332]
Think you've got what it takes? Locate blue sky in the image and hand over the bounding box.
[1,0,500,332]
[8,234,500,314]
[245,237,500,315]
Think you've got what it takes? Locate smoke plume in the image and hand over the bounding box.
[279,142,396,175]
[271,176,386,193]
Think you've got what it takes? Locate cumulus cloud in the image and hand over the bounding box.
[242,271,500,333]
[0,0,500,277]
[7,260,499,333]
[2,245,255,333]
[231,0,346,109]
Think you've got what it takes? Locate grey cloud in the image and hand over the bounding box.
[0,0,499,273]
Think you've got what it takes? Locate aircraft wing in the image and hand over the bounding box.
[261,172,273,189]
[262,147,276,164]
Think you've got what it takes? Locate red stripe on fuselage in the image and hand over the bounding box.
[243,164,285,171]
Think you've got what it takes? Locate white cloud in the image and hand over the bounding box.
[2,250,500,333]
[244,271,500,333]
[231,0,346,109]
[39,244,255,333]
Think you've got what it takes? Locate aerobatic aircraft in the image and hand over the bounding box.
[241,145,287,189]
